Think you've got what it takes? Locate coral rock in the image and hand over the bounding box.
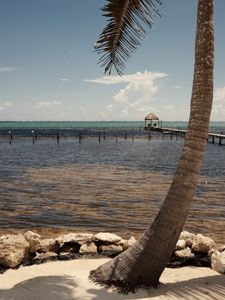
[0,234,29,268]
[175,239,186,251]
[39,238,60,253]
[95,232,122,243]
[211,251,225,274]
[175,247,194,258]
[192,234,215,253]
[24,231,41,253]
[79,242,97,254]
[56,233,95,247]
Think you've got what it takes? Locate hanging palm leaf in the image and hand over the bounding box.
[95,0,162,75]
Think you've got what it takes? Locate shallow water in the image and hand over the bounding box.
[0,135,225,244]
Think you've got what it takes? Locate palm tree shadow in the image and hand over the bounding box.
[160,274,225,300]
[0,275,78,300]
[87,274,225,300]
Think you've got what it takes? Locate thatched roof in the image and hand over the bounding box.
[144,113,159,120]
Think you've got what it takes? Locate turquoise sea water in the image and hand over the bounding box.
[0,120,225,130]
[0,121,225,243]
[0,120,224,136]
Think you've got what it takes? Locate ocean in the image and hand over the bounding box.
[0,121,225,244]
[0,120,225,136]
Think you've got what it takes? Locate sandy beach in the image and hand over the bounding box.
[0,258,224,300]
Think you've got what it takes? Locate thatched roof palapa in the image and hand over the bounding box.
[144,113,159,121]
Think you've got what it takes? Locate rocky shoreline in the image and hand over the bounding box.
[0,230,225,275]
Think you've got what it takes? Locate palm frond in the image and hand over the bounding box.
[95,0,162,75]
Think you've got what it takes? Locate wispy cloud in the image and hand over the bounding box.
[0,67,16,72]
[33,100,62,109]
[85,71,166,85]
[59,78,70,82]
[86,71,168,120]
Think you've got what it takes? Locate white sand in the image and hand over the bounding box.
[0,258,224,299]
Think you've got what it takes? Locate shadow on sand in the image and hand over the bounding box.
[0,273,225,300]
[87,274,225,300]
[0,276,77,300]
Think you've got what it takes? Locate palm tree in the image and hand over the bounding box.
[90,0,214,292]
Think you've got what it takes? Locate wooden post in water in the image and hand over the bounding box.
[103,131,106,140]
[79,131,83,144]
[57,133,60,144]
[212,136,215,144]
[98,131,101,143]
[31,130,35,144]
[124,132,127,140]
[8,131,13,145]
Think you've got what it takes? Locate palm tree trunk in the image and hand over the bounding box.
[90,0,214,292]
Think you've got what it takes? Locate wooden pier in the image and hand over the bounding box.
[144,126,225,145]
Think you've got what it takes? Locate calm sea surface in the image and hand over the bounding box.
[0,121,225,244]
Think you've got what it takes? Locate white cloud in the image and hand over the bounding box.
[106,104,113,112]
[211,86,225,120]
[0,67,16,72]
[85,71,167,85]
[0,101,13,111]
[33,100,62,109]
[60,78,70,82]
[86,71,168,120]
[164,104,174,111]
[211,104,225,120]
[3,102,12,107]
[214,86,225,102]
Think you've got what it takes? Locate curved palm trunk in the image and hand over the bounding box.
[90,0,214,292]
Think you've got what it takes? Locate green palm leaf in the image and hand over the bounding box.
[95,0,162,75]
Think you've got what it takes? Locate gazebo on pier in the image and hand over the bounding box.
[144,113,160,128]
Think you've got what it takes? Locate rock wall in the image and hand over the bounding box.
[0,230,224,274]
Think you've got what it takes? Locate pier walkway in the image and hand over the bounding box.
[144,126,225,145]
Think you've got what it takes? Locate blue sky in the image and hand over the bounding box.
[0,0,224,121]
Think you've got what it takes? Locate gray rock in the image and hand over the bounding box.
[24,231,41,253]
[192,234,215,253]
[0,234,29,268]
[79,242,97,254]
[95,232,122,243]
[211,251,225,274]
